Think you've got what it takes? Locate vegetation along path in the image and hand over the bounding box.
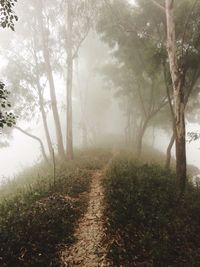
[61,169,108,267]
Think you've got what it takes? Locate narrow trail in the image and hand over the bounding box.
[61,170,108,267]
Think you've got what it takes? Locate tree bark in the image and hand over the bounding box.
[165,131,175,169]
[165,0,187,194]
[37,0,65,160]
[14,126,49,164]
[81,122,88,148]
[136,118,149,158]
[38,85,53,156]
[125,109,131,146]
[33,44,53,157]
[136,131,144,158]
[66,0,74,160]
[151,125,155,148]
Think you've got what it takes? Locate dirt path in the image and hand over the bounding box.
[61,170,108,267]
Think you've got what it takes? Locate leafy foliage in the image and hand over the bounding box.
[0,81,16,128]
[103,155,200,266]
[97,0,169,153]
[0,0,18,130]
[187,131,200,142]
[0,0,18,30]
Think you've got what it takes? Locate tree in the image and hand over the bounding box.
[98,0,200,193]
[36,0,65,159]
[164,0,200,193]
[3,51,53,159]
[98,0,168,157]
[65,0,96,159]
[66,0,73,160]
[165,0,186,194]
[0,1,56,159]
[135,0,200,193]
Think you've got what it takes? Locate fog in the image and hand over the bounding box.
[2,1,200,266]
[0,0,200,181]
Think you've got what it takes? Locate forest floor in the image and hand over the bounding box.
[60,170,108,267]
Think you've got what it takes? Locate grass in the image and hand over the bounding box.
[0,148,111,267]
[103,154,200,266]
[1,146,199,266]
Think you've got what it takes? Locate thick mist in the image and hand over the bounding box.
[0,0,199,180]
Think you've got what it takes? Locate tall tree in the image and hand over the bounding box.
[136,0,200,193]
[165,0,194,193]
[32,35,53,157]
[66,0,73,160]
[36,0,65,159]
[98,0,200,192]
[98,0,168,157]
[65,0,96,159]
[2,29,54,158]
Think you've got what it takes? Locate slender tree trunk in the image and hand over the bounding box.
[175,94,187,194]
[132,117,138,146]
[165,131,175,169]
[33,45,53,157]
[165,0,187,194]
[136,118,149,158]
[152,125,155,148]
[38,87,53,156]
[45,59,65,159]
[14,126,49,164]
[125,113,131,146]
[66,0,74,160]
[126,108,132,146]
[81,122,88,148]
[136,132,143,158]
[37,1,65,159]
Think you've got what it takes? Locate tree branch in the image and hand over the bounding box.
[14,126,49,164]
[150,0,165,12]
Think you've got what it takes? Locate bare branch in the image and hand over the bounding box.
[72,25,90,59]
[136,83,147,118]
[14,126,49,164]
[150,0,165,12]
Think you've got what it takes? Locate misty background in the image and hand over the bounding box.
[0,0,199,179]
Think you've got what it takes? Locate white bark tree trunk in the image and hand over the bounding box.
[37,0,65,160]
[66,0,74,160]
[165,0,187,194]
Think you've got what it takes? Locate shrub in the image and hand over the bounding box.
[0,149,110,267]
[0,194,81,267]
[103,156,200,266]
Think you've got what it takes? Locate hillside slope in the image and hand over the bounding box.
[0,149,111,267]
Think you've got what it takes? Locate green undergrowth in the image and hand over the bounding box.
[0,148,111,200]
[0,148,111,267]
[103,154,200,266]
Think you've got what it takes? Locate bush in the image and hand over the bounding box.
[0,194,82,267]
[103,156,200,266]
